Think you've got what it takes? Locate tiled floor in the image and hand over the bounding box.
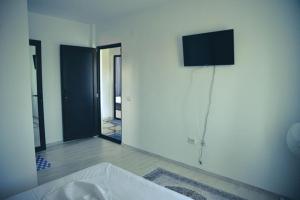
[102,119,122,140]
[38,138,281,200]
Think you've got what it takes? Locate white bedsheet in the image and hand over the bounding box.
[7,163,191,200]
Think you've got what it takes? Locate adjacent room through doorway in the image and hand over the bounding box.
[98,44,122,143]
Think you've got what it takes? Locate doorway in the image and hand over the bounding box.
[29,39,46,152]
[97,43,122,144]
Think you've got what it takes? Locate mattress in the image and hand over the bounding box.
[8,163,191,200]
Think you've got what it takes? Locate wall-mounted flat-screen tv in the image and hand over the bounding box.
[182,29,234,66]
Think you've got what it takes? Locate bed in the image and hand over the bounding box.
[8,163,191,200]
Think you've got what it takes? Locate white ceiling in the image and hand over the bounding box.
[28,0,171,24]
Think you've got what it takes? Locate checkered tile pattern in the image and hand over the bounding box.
[102,119,122,141]
[109,132,122,141]
[36,154,51,171]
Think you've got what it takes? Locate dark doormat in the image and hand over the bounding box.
[144,168,246,200]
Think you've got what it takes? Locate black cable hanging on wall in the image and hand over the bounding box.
[199,65,216,165]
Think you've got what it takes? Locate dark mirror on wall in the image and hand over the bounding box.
[29,39,46,152]
[97,44,122,144]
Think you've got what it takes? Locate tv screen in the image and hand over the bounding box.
[182,29,234,66]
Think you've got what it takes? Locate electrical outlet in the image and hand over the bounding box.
[187,137,196,144]
[126,96,131,102]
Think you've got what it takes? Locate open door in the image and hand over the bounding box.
[60,45,97,142]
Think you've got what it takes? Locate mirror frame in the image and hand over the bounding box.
[96,43,122,144]
[29,39,46,152]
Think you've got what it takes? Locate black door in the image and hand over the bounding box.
[60,45,97,142]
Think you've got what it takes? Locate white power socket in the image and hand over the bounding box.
[187,137,196,144]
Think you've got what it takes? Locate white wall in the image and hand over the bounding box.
[0,0,37,198]
[28,13,93,144]
[96,0,300,198]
